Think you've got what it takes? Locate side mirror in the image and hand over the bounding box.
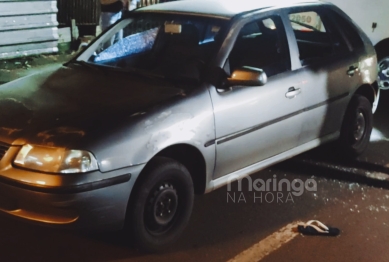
[227,66,267,87]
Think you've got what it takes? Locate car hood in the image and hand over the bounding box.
[0,65,186,147]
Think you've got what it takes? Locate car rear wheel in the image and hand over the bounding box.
[127,157,194,252]
[378,56,389,90]
[339,95,373,156]
[376,43,389,90]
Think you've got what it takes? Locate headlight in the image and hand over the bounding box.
[14,144,98,173]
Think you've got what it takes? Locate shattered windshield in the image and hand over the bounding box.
[78,13,227,81]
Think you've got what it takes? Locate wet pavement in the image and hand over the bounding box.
[0,65,388,261]
[0,54,73,84]
[259,91,389,262]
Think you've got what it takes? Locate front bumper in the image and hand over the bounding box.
[0,145,145,230]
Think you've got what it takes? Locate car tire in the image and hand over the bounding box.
[339,95,373,156]
[127,157,194,252]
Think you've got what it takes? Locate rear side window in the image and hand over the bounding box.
[287,9,348,65]
[289,11,326,32]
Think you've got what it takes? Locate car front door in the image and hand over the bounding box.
[209,13,304,179]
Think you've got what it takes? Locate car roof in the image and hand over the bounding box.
[135,0,325,19]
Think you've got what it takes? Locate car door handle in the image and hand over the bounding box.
[285,87,301,99]
[347,65,359,76]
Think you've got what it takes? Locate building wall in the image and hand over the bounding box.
[0,0,58,60]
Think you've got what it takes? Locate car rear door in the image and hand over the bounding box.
[282,5,363,144]
[209,12,304,179]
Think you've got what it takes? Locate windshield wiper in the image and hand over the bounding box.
[117,67,165,79]
[164,74,200,86]
[67,60,165,79]
[67,60,106,73]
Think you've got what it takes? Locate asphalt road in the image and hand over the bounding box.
[0,88,388,261]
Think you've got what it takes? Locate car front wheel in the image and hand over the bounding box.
[127,157,194,252]
[339,95,373,156]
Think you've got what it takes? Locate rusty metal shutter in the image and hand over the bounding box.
[57,0,100,26]
[0,0,59,60]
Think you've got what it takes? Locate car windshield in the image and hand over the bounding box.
[77,13,228,81]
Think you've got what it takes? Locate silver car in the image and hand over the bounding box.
[0,0,379,251]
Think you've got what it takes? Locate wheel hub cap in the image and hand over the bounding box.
[353,111,366,141]
[147,183,178,229]
[378,57,389,90]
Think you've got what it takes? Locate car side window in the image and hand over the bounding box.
[227,15,291,78]
[287,9,348,65]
